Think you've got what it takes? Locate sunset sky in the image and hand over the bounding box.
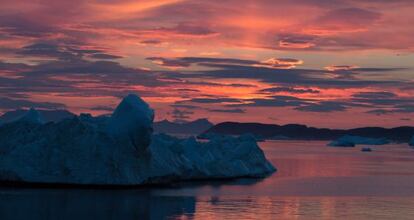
[0,0,413,128]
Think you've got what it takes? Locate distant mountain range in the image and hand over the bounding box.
[0,109,75,125]
[154,119,214,135]
[1,109,411,142]
[201,122,414,142]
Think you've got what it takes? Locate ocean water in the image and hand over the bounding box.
[1,141,414,219]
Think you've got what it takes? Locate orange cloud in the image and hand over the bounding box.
[89,0,185,20]
[255,58,304,69]
[325,65,359,71]
[279,40,315,49]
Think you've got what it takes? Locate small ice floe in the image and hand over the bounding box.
[328,135,389,147]
[328,139,355,147]
[361,147,372,152]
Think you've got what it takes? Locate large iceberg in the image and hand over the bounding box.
[0,94,275,185]
[328,135,390,147]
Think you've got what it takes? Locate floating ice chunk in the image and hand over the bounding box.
[328,135,389,147]
[361,147,372,152]
[328,140,355,147]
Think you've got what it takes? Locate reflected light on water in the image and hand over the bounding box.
[177,196,414,220]
[2,141,414,219]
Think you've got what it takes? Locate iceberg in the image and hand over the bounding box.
[0,94,275,185]
[328,139,355,147]
[328,135,390,147]
[361,147,372,152]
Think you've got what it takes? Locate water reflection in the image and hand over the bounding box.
[0,189,195,220]
[186,196,414,220]
[1,141,414,219]
[1,188,413,219]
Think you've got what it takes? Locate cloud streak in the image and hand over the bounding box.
[0,0,413,127]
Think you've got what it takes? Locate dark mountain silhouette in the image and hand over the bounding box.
[201,122,414,142]
[0,109,75,125]
[154,119,214,135]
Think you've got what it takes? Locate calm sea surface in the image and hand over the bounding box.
[1,141,414,219]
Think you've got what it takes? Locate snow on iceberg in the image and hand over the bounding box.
[328,135,390,147]
[0,94,275,185]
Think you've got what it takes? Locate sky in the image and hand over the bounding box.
[0,0,413,128]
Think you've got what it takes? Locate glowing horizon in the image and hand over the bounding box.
[0,0,413,128]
